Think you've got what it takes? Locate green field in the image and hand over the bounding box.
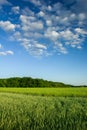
[0,92,87,130]
[0,88,87,130]
[0,87,87,97]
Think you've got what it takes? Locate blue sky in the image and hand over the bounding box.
[0,0,87,85]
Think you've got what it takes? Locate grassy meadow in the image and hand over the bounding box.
[0,87,87,97]
[0,92,87,130]
[0,87,87,130]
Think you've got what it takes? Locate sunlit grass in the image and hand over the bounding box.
[0,93,87,130]
[0,87,87,97]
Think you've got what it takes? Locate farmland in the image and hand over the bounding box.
[0,87,87,130]
[0,92,87,130]
[0,87,87,97]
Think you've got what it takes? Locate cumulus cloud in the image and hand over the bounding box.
[77,46,82,49]
[46,20,52,26]
[4,0,87,57]
[59,29,84,48]
[20,15,43,31]
[0,50,14,56]
[23,0,41,6]
[6,50,14,55]
[15,0,87,56]
[29,0,41,6]
[45,30,59,41]
[22,7,34,16]
[10,31,21,42]
[38,11,45,17]
[48,5,52,11]
[0,43,13,56]
[55,42,68,54]
[34,43,47,50]
[60,29,76,40]
[0,44,2,49]
[0,21,16,31]
[75,28,87,35]
[21,39,47,56]
[78,13,86,21]
[12,6,20,14]
[0,0,11,5]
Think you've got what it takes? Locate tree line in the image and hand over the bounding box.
[0,77,86,88]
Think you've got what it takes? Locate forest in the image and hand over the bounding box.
[0,77,86,87]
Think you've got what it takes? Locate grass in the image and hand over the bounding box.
[0,88,87,129]
[0,92,87,130]
[0,87,87,97]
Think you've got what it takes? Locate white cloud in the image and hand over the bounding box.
[23,32,43,39]
[30,0,41,6]
[0,52,6,56]
[8,0,87,56]
[44,27,84,52]
[75,28,87,35]
[78,13,86,21]
[46,20,52,26]
[22,7,34,16]
[63,29,81,41]
[23,0,41,6]
[13,31,21,38]
[38,11,45,17]
[0,21,16,31]
[30,21,43,30]
[21,39,47,56]
[61,17,69,24]
[29,48,45,57]
[59,46,68,54]
[0,44,2,49]
[60,29,75,40]
[34,43,47,50]
[14,1,86,56]
[0,50,14,56]
[55,42,68,54]
[20,15,28,24]
[51,31,59,40]
[6,50,14,55]
[77,46,82,49]
[10,31,21,41]
[20,15,43,31]
[48,5,52,11]
[59,29,84,48]
[12,6,20,14]
[0,0,11,5]
[45,30,59,41]
[53,2,62,11]
[70,13,76,20]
